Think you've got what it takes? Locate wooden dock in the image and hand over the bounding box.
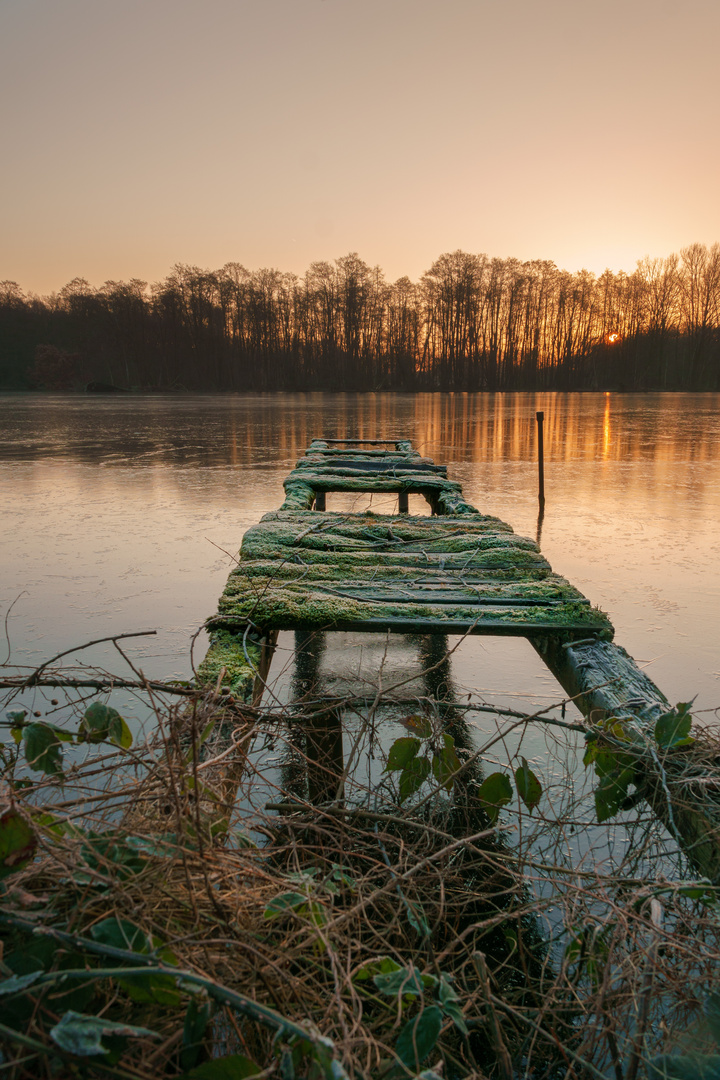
[208,438,613,641]
[195,438,720,881]
[200,438,669,724]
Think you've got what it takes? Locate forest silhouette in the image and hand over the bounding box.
[1,243,719,392]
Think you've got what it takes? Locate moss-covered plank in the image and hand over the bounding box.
[227,558,553,584]
[196,627,262,701]
[259,510,515,534]
[215,579,611,635]
[285,472,463,492]
[240,523,538,557]
[235,543,551,572]
[221,576,589,606]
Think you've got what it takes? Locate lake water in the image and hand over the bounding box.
[3,389,719,894]
[2,391,718,721]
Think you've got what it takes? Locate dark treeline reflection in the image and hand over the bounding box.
[1,244,719,392]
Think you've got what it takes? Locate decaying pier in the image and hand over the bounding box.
[199,438,718,879]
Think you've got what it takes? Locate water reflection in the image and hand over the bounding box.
[2,391,720,467]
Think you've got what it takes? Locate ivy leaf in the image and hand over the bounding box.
[263,891,309,920]
[90,918,180,1005]
[0,970,43,995]
[81,703,124,744]
[437,973,468,1034]
[582,737,599,767]
[385,737,421,772]
[0,810,37,880]
[108,714,133,749]
[655,707,694,751]
[400,714,433,739]
[395,1005,443,1070]
[476,772,513,822]
[515,757,542,813]
[50,1010,158,1057]
[595,767,635,823]
[354,956,401,982]
[406,899,431,938]
[180,995,212,1072]
[374,964,427,997]
[23,723,63,775]
[399,756,431,801]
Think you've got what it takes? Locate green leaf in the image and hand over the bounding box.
[263,891,309,920]
[432,735,462,791]
[81,702,122,743]
[80,703,132,747]
[655,707,694,750]
[395,1005,442,1070]
[108,714,133,748]
[374,964,430,997]
[181,1057,262,1079]
[385,737,421,772]
[90,917,180,1005]
[436,973,468,1034]
[595,767,635,823]
[401,714,433,739]
[354,956,401,982]
[23,722,63,775]
[0,970,43,995]
[647,1054,720,1080]
[399,755,431,801]
[181,995,212,1071]
[0,809,37,879]
[582,737,598,767]
[476,771,513,822]
[50,1011,157,1057]
[91,916,149,953]
[515,757,542,813]
[406,899,431,938]
[123,834,178,857]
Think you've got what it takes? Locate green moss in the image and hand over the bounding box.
[196,628,261,700]
[216,579,612,635]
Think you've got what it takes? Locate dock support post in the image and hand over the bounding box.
[536,411,545,505]
[398,491,409,514]
[314,491,326,511]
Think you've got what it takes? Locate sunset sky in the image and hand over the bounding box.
[2,0,719,296]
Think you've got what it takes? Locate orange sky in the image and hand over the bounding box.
[2,0,719,296]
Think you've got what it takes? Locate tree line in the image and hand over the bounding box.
[1,244,719,392]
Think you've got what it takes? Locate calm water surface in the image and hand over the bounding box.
[1,391,719,727]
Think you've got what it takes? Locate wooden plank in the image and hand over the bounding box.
[535,637,668,723]
[213,613,609,636]
[297,459,448,475]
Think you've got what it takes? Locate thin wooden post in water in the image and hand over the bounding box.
[536,411,545,505]
[398,491,409,514]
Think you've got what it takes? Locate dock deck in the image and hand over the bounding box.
[210,439,614,640]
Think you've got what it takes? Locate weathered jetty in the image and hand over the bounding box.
[201,439,664,717]
[199,438,719,880]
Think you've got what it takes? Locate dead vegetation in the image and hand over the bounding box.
[2,642,720,1079]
